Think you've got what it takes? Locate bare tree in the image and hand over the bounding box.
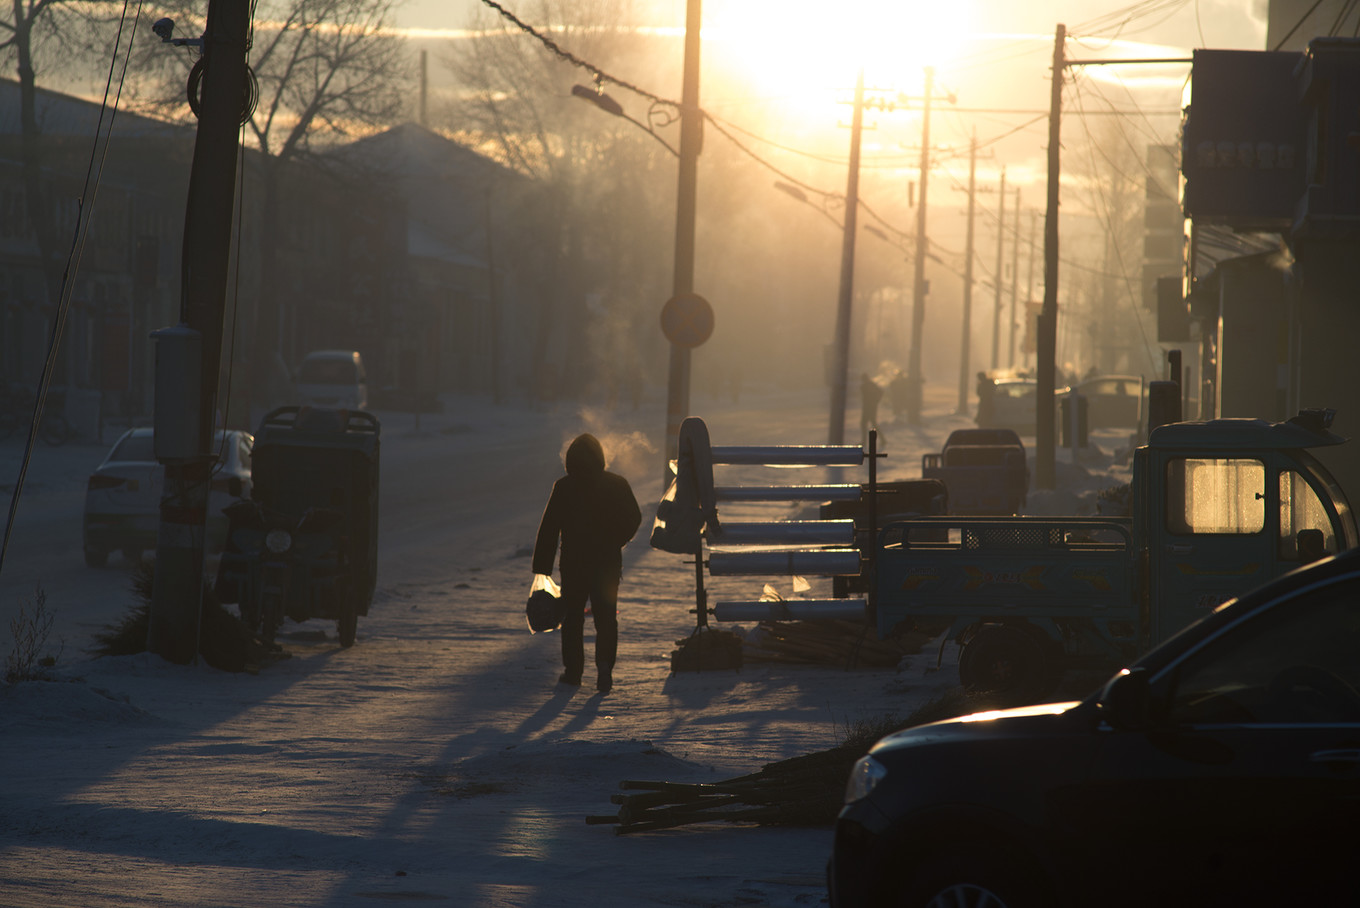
[1067,111,1165,376]
[0,1,117,326]
[137,0,411,409]
[443,0,677,402]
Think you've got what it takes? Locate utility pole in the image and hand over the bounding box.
[956,131,977,416]
[663,0,702,483]
[990,166,1007,370]
[828,68,864,446]
[485,187,501,405]
[148,0,250,663]
[419,49,428,128]
[1025,208,1037,367]
[1036,24,1065,489]
[905,66,934,424]
[1007,187,1021,368]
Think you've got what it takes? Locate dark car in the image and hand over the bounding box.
[829,548,1360,907]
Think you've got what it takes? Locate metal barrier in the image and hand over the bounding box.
[650,416,880,630]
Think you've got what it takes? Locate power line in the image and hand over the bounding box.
[1069,76,1161,372]
[2,0,145,574]
[477,0,678,108]
[1272,0,1327,49]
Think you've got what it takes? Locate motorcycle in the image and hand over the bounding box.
[217,498,357,647]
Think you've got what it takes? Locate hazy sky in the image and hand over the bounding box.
[393,0,1270,259]
[389,0,1273,381]
[395,0,1268,50]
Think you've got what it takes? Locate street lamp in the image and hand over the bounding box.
[570,85,679,157]
[773,180,843,230]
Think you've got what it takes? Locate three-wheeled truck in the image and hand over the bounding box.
[216,406,380,647]
[652,409,1357,702]
[882,408,1358,700]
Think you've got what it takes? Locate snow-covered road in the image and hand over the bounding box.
[0,384,1126,906]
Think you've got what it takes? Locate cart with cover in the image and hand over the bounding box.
[216,406,380,647]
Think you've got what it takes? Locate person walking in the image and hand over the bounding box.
[532,433,642,694]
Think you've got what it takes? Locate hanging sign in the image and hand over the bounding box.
[660,293,714,348]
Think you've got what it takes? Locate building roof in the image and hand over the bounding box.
[0,77,190,139]
[327,122,535,269]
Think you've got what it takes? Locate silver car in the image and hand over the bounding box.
[82,427,253,567]
[978,377,1070,435]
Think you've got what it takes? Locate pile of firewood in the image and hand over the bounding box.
[587,690,983,835]
[670,627,745,672]
[586,744,859,834]
[740,619,930,667]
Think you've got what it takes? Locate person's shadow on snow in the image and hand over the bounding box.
[556,690,615,737]
[512,684,577,738]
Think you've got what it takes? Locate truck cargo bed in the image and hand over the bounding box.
[875,516,1138,636]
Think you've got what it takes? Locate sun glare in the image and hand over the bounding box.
[704,0,973,115]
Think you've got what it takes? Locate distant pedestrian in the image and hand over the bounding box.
[860,373,882,446]
[532,434,642,694]
[889,370,909,418]
[976,371,996,426]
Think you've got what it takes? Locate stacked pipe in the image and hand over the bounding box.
[649,417,873,629]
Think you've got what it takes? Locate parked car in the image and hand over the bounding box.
[1072,373,1145,429]
[977,376,1069,435]
[82,427,253,567]
[829,547,1360,907]
[294,350,368,411]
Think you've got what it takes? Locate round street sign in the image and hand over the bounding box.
[660,293,715,348]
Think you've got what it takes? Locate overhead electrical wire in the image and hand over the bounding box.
[1,0,145,575]
[472,0,1206,350]
[1272,0,1328,50]
[1069,75,1162,373]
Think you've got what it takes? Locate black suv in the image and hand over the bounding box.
[829,547,1360,907]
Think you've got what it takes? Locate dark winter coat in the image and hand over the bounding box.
[532,434,642,578]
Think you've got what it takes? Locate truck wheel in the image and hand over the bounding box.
[959,623,1054,706]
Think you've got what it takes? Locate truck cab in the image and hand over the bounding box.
[1140,409,1358,647]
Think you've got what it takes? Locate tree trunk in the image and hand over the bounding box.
[14,4,66,352]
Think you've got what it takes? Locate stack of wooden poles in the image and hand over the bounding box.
[739,619,928,667]
[586,744,860,834]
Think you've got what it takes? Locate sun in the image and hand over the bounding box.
[702,0,974,117]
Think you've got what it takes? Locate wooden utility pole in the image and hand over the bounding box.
[1036,24,1065,489]
[1007,188,1021,368]
[990,166,1007,370]
[148,0,251,663]
[905,66,934,424]
[828,68,864,446]
[956,132,977,416]
[419,49,428,128]
[485,187,501,405]
[663,0,702,483]
[1025,208,1037,366]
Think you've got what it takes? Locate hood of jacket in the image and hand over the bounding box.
[564,433,606,478]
